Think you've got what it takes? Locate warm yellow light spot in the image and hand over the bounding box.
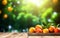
[3,14,8,19]
[8,7,13,12]
[23,0,48,7]
[30,0,41,6]
[29,0,44,7]
[2,0,7,5]
[0,10,2,14]
[53,0,58,4]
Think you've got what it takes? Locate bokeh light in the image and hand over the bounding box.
[22,0,49,7]
[8,25,12,29]
[52,0,58,4]
[0,10,2,14]
[3,14,8,19]
[17,1,20,4]
[51,12,57,19]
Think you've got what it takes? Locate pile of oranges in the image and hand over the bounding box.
[29,25,60,34]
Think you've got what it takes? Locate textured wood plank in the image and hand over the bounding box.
[28,36,42,38]
[0,33,60,38]
[55,36,60,38]
[42,36,55,38]
[28,33,60,36]
[0,33,28,38]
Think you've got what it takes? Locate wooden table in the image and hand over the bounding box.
[28,33,60,38]
[0,33,60,38]
[28,36,60,38]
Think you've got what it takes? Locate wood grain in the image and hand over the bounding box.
[0,33,60,38]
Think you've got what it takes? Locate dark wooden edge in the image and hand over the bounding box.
[28,33,60,36]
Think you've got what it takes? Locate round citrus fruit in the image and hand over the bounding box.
[35,28,42,33]
[29,27,35,33]
[43,28,49,34]
[54,28,59,33]
[49,26,55,33]
[35,25,42,29]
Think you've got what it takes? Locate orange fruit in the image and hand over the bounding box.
[43,28,49,34]
[29,27,35,33]
[49,26,55,33]
[35,28,42,33]
[54,28,60,33]
[54,28,59,33]
[58,28,60,33]
[8,7,13,12]
[2,0,7,5]
[50,26,55,28]
[35,25,42,29]
[49,27,54,33]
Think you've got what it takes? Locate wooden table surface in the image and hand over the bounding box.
[0,33,60,38]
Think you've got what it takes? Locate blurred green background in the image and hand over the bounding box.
[0,0,60,32]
